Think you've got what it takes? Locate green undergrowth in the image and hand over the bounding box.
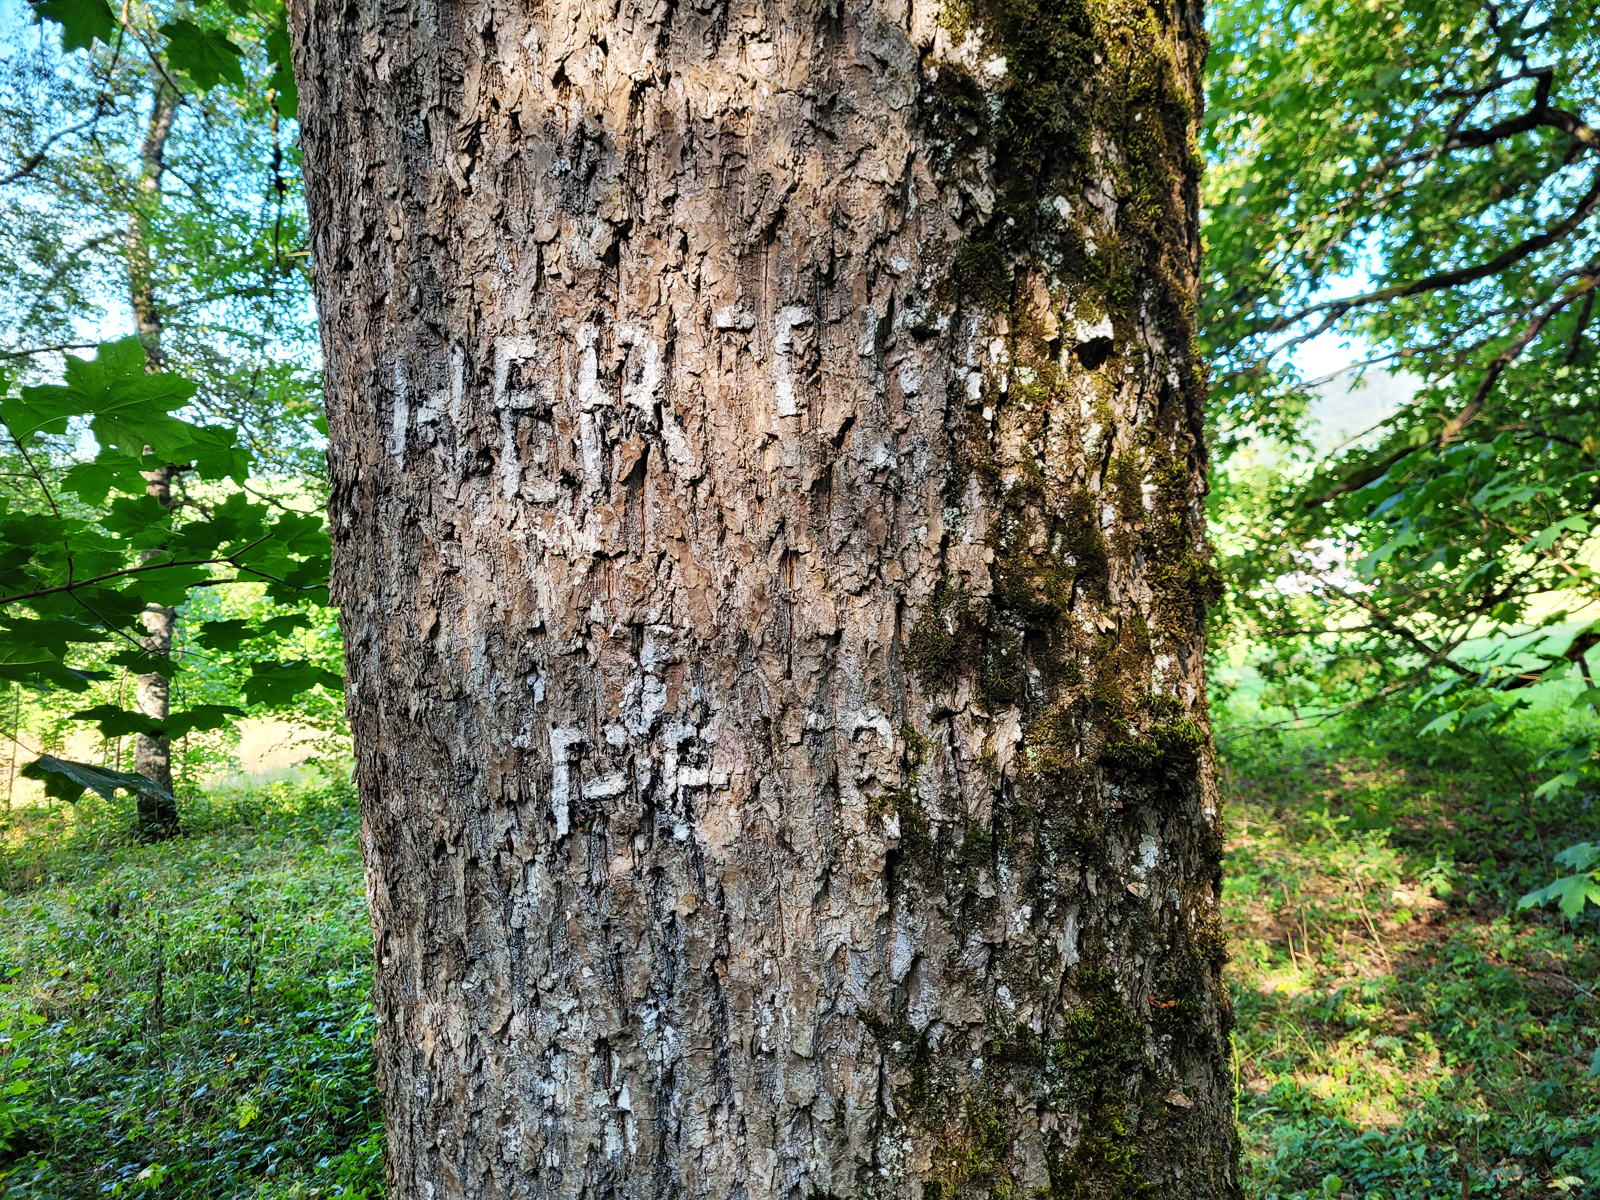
[1220,699,1600,1199]
[0,783,381,1199]
[8,698,1600,1199]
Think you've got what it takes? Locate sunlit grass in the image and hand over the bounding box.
[1222,710,1600,1199]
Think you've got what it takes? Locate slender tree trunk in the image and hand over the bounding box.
[127,76,177,373]
[128,74,181,835]
[292,0,1236,1193]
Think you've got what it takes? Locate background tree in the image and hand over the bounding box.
[291,0,1236,1193]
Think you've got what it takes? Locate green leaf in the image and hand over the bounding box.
[242,659,342,706]
[106,648,180,679]
[3,340,197,455]
[132,561,221,607]
[1518,873,1600,918]
[31,0,115,51]
[158,19,246,91]
[0,641,108,691]
[100,494,172,539]
[18,754,172,804]
[60,457,149,505]
[1554,843,1600,873]
[69,702,244,739]
[265,17,299,116]
[0,617,107,657]
[194,612,310,652]
[193,618,255,652]
[184,424,251,483]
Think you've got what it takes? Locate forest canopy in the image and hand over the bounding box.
[1202,0,1600,910]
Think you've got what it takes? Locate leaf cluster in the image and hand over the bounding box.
[0,339,336,803]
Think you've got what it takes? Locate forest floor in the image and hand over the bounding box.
[0,785,382,1198]
[1,707,1598,1198]
[1219,702,1600,1200]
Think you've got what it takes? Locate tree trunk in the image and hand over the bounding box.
[291,0,1236,1192]
[129,73,180,835]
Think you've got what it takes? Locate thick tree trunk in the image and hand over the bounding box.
[292,0,1235,1192]
[129,73,181,835]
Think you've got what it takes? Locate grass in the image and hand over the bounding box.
[3,699,1600,1198]
[1221,699,1600,1200]
[0,783,381,1198]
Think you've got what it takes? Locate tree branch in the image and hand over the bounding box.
[1247,165,1600,339]
[0,342,100,360]
[1305,273,1600,505]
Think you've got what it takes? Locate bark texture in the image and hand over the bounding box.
[291,0,1235,1192]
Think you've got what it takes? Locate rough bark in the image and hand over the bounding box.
[128,73,180,834]
[291,0,1235,1193]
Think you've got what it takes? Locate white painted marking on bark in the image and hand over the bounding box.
[714,305,755,331]
[493,336,541,408]
[661,409,697,475]
[889,926,916,982]
[847,709,895,744]
[1012,905,1032,938]
[499,408,520,499]
[772,305,812,418]
[624,674,667,737]
[584,771,627,799]
[390,358,409,463]
[576,324,606,411]
[449,342,465,421]
[549,728,586,838]
[618,326,663,410]
[857,306,879,358]
[579,412,604,496]
[1134,834,1160,877]
[1070,313,1114,345]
